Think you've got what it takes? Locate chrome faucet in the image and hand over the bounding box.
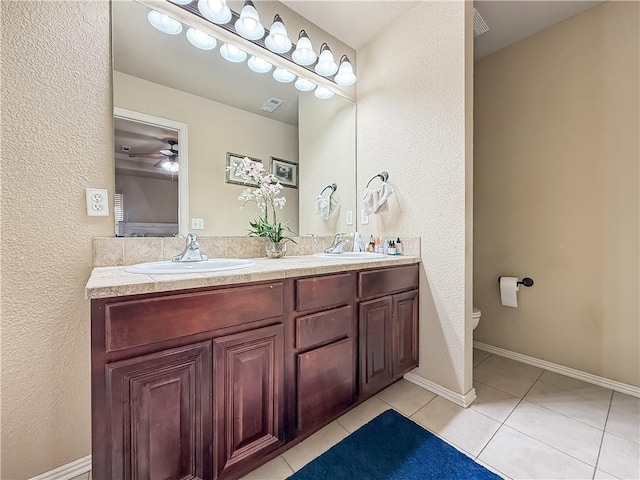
[172,233,208,262]
[324,233,352,254]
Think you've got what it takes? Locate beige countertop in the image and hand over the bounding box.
[86,255,421,299]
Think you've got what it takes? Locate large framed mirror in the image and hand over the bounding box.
[112,0,356,238]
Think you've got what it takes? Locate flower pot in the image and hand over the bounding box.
[265,240,287,258]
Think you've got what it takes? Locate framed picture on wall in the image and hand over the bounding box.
[271,157,298,189]
[225,152,262,186]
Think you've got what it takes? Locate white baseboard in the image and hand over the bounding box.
[404,371,477,407]
[30,455,91,480]
[474,341,640,398]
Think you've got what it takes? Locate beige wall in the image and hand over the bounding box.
[474,1,639,386]
[114,72,299,236]
[357,1,473,395]
[298,94,356,236]
[0,1,113,478]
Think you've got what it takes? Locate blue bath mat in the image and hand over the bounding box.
[287,409,502,480]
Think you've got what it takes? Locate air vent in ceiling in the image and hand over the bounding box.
[260,97,284,113]
[473,8,489,38]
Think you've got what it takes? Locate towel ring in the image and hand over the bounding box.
[320,183,337,196]
[366,171,389,188]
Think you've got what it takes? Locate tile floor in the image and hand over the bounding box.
[241,350,640,480]
[73,350,639,480]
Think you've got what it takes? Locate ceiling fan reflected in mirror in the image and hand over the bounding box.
[128,139,180,173]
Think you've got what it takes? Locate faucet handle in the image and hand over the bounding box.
[187,233,198,245]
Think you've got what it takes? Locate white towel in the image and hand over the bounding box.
[315,195,338,220]
[362,182,394,216]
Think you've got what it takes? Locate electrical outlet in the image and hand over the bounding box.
[345,210,353,226]
[361,209,369,225]
[191,218,204,230]
[86,188,109,217]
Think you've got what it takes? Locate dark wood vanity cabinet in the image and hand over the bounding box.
[91,264,418,480]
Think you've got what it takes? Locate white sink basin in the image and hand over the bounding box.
[125,259,257,274]
[313,252,388,260]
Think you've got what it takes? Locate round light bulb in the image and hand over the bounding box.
[162,160,180,173]
[273,67,295,83]
[220,43,247,63]
[247,56,273,73]
[294,77,316,92]
[314,43,338,76]
[292,30,317,66]
[197,0,231,24]
[314,86,334,100]
[334,56,357,86]
[186,28,217,50]
[147,10,183,35]
[235,1,265,40]
[265,15,292,54]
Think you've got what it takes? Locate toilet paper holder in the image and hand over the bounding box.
[498,276,534,287]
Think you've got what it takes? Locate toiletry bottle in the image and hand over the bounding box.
[396,237,403,255]
[383,239,389,255]
[357,233,366,252]
[374,237,381,253]
[352,232,360,252]
[368,235,375,252]
[389,240,396,255]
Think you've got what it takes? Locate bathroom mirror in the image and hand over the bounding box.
[112,0,356,238]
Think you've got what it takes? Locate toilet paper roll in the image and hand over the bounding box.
[500,277,520,308]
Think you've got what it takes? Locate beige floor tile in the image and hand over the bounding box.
[478,426,594,479]
[335,396,391,433]
[239,456,293,480]
[505,400,603,465]
[376,379,436,416]
[474,457,512,479]
[281,421,349,472]
[524,373,612,429]
[593,469,619,479]
[598,432,640,479]
[411,396,501,457]
[474,348,492,367]
[471,381,520,423]
[473,355,543,398]
[606,392,640,444]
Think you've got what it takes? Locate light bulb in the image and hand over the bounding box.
[314,86,334,100]
[169,0,192,4]
[161,160,180,173]
[235,1,265,40]
[273,67,295,83]
[314,43,338,76]
[220,43,247,63]
[147,10,183,35]
[294,77,315,92]
[198,0,231,24]
[292,30,316,66]
[186,28,217,50]
[265,15,292,54]
[248,56,272,73]
[334,55,357,86]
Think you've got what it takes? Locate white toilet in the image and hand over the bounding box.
[472,307,481,330]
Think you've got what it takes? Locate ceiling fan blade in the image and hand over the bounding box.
[129,153,164,159]
[154,159,167,168]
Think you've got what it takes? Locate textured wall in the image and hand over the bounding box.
[0,1,113,478]
[357,1,472,394]
[114,72,299,236]
[474,2,639,386]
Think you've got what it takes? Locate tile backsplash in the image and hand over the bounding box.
[93,236,421,267]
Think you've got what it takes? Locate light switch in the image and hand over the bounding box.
[191,218,204,230]
[361,209,369,225]
[345,210,353,226]
[86,188,109,217]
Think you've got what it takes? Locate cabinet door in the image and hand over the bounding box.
[106,342,212,480]
[393,290,419,377]
[297,338,354,433]
[213,324,284,479]
[359,297,393,397]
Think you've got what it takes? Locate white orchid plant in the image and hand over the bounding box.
[232,157,296,244]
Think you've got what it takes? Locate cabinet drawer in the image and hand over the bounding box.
[295,273,353,312]
[358,265,419,300]
[295,306,352,350]
[105,283,283,352]
[297,338,354,432]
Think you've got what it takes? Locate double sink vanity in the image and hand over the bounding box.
[87,245,420,480]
